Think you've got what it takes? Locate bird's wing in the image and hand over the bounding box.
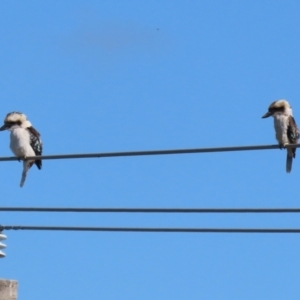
[287,116,299,144]
[27,126,42,155]
[27,126,43,169]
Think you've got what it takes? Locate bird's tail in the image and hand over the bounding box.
[20,161,33,187]
[286,148,296,173]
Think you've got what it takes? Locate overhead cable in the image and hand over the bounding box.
[1,225,300,233]
[0,143,299,162]
[1,207,300,213]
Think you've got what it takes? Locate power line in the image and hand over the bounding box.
[0,143,299,162]
[1,225,300,233]
[1,207,300,213]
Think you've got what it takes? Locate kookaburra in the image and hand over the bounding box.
[262,100,299,173]
[0,112,42,187]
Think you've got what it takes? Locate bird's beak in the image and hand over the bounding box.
[262,111,273,118]
[0,124,8,131]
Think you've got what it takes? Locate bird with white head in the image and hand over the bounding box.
[0,112,43,187]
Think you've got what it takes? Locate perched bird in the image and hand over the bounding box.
[0,112,42,187]
[262,100,299,173]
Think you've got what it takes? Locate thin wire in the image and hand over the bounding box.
[0,143,299,162]
[1,225,300,233]
[1,207,300,213]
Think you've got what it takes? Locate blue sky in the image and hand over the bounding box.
[1,1,300,299]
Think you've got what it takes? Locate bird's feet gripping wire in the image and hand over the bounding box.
[279,143,289,150]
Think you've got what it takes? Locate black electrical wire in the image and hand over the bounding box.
[1,225,300,233]
[0,143,299,162]
[1,207,300,213]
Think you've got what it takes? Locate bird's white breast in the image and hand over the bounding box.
[273,114,289,144]
[10,128,35,158]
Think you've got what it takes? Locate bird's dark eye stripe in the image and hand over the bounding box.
[270,107,284,113]
[5,121,22,126]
